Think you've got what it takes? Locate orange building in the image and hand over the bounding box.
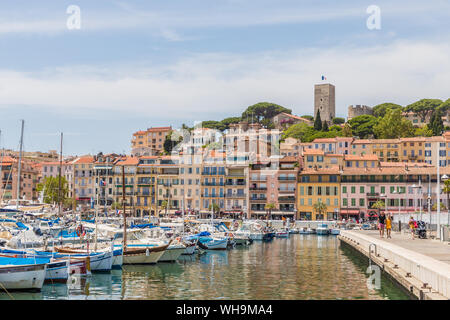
[131,126,172,156]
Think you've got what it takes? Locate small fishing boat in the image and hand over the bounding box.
[0,256,47,291]
[330,229,340,235]
[299,227,314,234]
[121,242,170,264]
[158,242,186,262]
[275,230,289,238]
[316,223,330,235]
[181,239,197,255]
[197,237,228,250]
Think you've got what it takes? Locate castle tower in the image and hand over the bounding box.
[314,83,335,124]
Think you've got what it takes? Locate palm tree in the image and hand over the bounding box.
[265,202,276,221]
[161,200,169,216]
[313,200,327,220]
[371,200,385,217]
[443,180,450,216]
[209,203,220,219]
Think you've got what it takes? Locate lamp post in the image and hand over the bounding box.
[441,174,449,227]
[411,184,423,221]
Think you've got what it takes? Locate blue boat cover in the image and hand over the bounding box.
[15,221,29,230]
[56,230,79,238]
[129,223,155,229]
[0,256,50,266]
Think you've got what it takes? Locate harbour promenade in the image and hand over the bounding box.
[338,230,450,300]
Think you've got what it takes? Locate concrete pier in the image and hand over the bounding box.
[338,230,450,300]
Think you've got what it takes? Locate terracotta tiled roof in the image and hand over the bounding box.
[72,156,94,164]
[303,149,324,155]
[344,154,378,161]
[116,157,139,166]
[280,156,298,162]
[300,166,341,174]
[147,126,172,132]
[278,112,313,123]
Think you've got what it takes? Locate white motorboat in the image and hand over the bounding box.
[275,230,289,238]
[316,223,330,235]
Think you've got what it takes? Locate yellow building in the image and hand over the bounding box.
[399,137,426,163]
[297,167,340,220]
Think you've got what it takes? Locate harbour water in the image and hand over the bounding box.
[0,235,411,300]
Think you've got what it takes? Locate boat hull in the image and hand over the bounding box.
[0,263,46,291]
[158,247,185,262]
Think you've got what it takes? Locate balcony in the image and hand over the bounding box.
[278,189,296,193]
[278,177,296,181]
[226,181,246,186]
[278,196,295,202]
[250,176,267,181]
[201,182,224,186]
[250,197,267,202]
[249,187,267,192]
[201,194,225,198]
[226,193,247,198]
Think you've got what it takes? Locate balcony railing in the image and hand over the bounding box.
[278,189,295,193]
[250,197,267,201]
[201,182,225,186]
[226,193,247,198]
[249,187,267,191]
[278,177,296,181]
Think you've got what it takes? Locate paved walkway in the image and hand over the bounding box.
[352,230,450,265]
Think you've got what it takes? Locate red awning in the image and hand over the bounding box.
[340,209,360,215]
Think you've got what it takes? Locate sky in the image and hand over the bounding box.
[0,0,449,155]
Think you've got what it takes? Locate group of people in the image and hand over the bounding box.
[378,212,419,240]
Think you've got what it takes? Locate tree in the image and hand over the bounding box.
[265,202,276,221]
[242,102,291,128]
[414,125,433,137]
[432,202,446,211]
[322,121,329,132]
[371,200,385,216]
[36,176,69,206]
[201,120,227,132]
[405,99,443,122]
[220,117,242,130]
[282,123,314,140]
[372,103,403,118]
[209,203,220,218]
[313,201,327,220]
[430,108,444,136]
[332,117,345,125]
[329,125,343,132]
[161,200,169,216]
[301,115,314,121]
[314,110,322,131]
[373,108,415,139]
[348,115,378,138]
[342,123,353,137]
[163,130,182,154]
[437,98,450,113]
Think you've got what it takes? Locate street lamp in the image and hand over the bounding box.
[441,174,449,228]
[411,184,423,221]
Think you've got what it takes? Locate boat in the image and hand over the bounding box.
[299,227,314,234]
[158,242,186,262]
[233,234,253,245]
[316,223,330,235]
[41,248,113,272]
[0,256,47,291]
[181,239,197,255]
[330,229,340,235]
[197,237,228,250]
[121,242,170,264]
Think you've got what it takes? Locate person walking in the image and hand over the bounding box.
[408,216,416,240]
[378,212,386,238]
[386,213,392,239]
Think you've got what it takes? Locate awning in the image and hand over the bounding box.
[340,209,360,215]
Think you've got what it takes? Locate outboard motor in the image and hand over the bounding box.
[33,226,43,236]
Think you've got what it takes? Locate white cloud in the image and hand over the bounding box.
[0,40,449,122]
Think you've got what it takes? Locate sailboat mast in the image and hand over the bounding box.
[122,163,127,249]
[0,130,3,202]
[16,120,24,210]
[95,168,99,251]
[58,132,63,216]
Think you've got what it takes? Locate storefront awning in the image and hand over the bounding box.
[340,209,360,215]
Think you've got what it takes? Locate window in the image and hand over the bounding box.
[351,198,356,206]
[360,186,364,193]
[342,186,347,193]
[359,198,365,206]
[351,186,356,194]
[343,198,348,206]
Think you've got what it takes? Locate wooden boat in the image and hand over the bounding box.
[0,256,47,291]
[42,248,112,272]
[121,242,170,264]
[197,237,228,250]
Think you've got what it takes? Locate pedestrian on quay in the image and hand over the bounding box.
[378,211,386,238]
[408,216,416,240]
[386,213,392,239]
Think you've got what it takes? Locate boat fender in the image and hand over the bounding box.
[145,249,149,256]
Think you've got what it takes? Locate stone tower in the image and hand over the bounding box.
[314,83,335,124]
[347,105,373,121]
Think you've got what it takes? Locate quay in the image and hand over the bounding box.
[338,230,450,300]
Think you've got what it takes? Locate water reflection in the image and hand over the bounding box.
[1,235,410,300]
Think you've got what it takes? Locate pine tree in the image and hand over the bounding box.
[322,121,329,132]
[314,110,322,131]
[430,109,444,136]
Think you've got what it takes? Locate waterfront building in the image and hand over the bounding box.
[113,156,139,215]
[339,162,450,221]
[224,153,249,218]
[93,153,117,208]
[156,155,182,215]
[297,167,340,220]
[0,156,40,203]
[135,156,158,216]
[72,156,95,207]
[200,151,226,217]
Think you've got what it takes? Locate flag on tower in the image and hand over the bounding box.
[321,75,327,80]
